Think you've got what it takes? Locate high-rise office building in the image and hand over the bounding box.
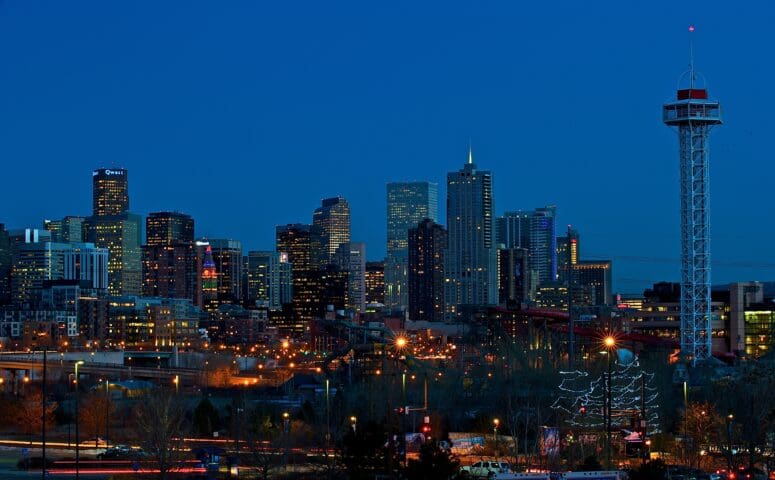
[364,261,385,305]
[312,197,351,269]
[408,219,446,322]
[444,150,497,320]
[10,242,108,305]
[142,212,196,300]
[197,243,219,311]
[200,239,243,306]
[245,251,293,310]
[86,213,142,296]
[498,247,530,305]
[0,224,10,305]
[572,260,612,306]
[145,212,194,246]
[347,242,366,313]
[44,216,86,243]
[276,224,319,333]
[385,182,438,310]
[530,206,557,285]
[556,227,579,284]
[495,211,530,249]
[92,168,129,216]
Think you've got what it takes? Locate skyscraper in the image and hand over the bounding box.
[245,250,293,310]
[385,182,438,310]
[145,212,195,247]
[92,168,129,216]
[276,224,319,333]
[444,149,497,320]
[495,211,530,249]
[408,219,446,322]
[44,216,86,243]
[572,260,612,306]
[86,213,143,296]
[556,227,579,284]
[498,247,530,305]
[11,242,108,305]
[347,242,366,313]
[0,224,10,305]
[364,261,385,305]
[529,206,557,285]
[142,212,196,300]
[198,243,218,311]
[312,197,351,269]
[203,239,243,306]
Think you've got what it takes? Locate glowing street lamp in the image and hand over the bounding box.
[602,335,617,470]
[395,337,407,349]
[493,418,500,441]
[74,360,85,480]
[350,416,357,434]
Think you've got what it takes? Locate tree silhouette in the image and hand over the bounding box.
[133,391,188,480]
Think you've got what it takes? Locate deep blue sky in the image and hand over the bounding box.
[1,1,773,294]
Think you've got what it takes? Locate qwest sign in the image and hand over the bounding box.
[93,169,125,176]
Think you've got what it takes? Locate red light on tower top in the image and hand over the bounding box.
[688,25,695,32]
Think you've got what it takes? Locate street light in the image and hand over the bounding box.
[726,412,734,471]
[173,375,179,394]
[350,416,357,434]
[395,337,407,350]
[493,418,500,442]
[603,335,616,470]
[74,360,85,480]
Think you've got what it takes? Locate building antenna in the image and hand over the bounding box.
[468,138,473,164]
[688,25,695,88]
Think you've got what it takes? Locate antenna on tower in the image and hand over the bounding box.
[688,25,696,88]
[468,138,473,164]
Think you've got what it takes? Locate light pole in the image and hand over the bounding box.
[282,412,290,469]
[173,375,179,395]
[105,379,110,449]
[34,347,51,480]
[350,416,357,434]
[74,360,85,480]
[493,418,500,452]
[726,412,734,471]
[603,335,616,470]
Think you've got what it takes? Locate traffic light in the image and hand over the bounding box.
[579,406,587,416]
[395,406,406,415]
[421,415,431,435]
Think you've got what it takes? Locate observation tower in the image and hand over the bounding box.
[662,27,722,364]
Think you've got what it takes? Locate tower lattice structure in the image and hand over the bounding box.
[663,61,722,364]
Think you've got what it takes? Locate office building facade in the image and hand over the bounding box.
[93,168,129,216]
[142,212,196,300]
[385,182,438,310]
[365,261,385,305]
[312,197,351,269]
[444,151,497,320]
[408,219,446,322]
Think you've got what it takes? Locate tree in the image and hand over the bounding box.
[629,459,667,480]
[680,402,719,469]
[192,398,220,437]
[133,391,188,480]
[79,392,116,447]
[575,455,602,471]
[241,405,281,480]
[9,389,58,437]
[405,442,460,480]
[341,419,403,480]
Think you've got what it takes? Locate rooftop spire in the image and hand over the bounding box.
[468,140,473,165]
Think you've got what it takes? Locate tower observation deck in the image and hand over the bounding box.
[663,66,722,364]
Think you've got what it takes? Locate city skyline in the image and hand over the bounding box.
[2,2,773,293]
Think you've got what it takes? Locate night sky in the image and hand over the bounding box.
[1,1,773,293]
